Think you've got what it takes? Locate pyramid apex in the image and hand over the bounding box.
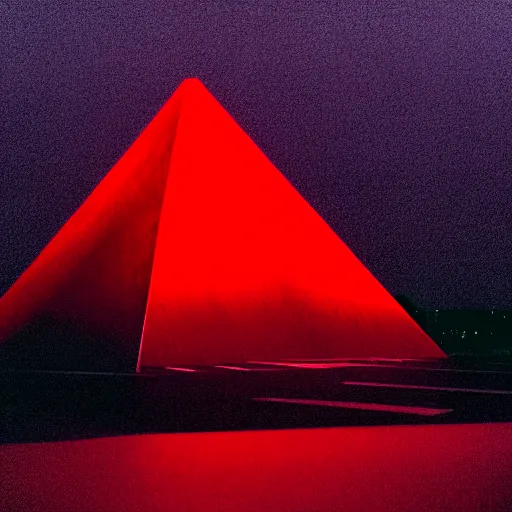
[169,78,211,102]
[179,77,206,89]
[181,77,202,83]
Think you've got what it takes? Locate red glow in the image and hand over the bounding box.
[252,398,453,415]
[164,366,198,372]
[250,361,410,369]
[139,79,444,367]
[214,365,252,371]
[1,423,511,511]
[342,381,512,394]
[0,78,445,369]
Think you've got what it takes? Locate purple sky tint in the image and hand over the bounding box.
[1,1,511,308]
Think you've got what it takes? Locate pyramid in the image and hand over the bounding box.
[0,78,445,371]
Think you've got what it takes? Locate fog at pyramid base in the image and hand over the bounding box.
[0,79,445,372]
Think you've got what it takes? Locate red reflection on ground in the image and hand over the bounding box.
[252,397,453,415]
[164,366,198,372]
[1,423,511,511]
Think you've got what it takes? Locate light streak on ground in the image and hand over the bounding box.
[250,361,512,373]
[215,365,252,371]
[164,367,197,372]
[342,381,512,394]
[253,397,453,416]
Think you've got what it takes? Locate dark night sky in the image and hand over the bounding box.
[1,1,511,308]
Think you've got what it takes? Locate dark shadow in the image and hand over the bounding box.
[0,315,139,372]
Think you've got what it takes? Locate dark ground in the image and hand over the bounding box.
[2,356,511,444]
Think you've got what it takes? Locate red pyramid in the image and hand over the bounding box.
[0,78,445,370]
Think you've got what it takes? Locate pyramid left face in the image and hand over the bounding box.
[0,80,189,371]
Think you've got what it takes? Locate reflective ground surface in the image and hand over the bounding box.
[2,356,511,444]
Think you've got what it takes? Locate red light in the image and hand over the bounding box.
[0,78,445,370]
[1,423,511,511]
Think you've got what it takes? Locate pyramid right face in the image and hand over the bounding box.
[138,79,445,368]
